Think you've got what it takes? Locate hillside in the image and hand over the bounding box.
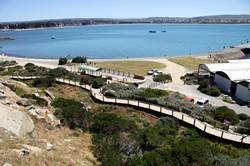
[0,15,250,30]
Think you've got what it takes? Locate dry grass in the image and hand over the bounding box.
[96,60,166,76]
[0,121,98,166]
[47,83,94,104]
[169,57,215,71]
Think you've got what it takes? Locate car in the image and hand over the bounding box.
[183,97,195,103]
[196,98,209,107]
[147,70,154,75]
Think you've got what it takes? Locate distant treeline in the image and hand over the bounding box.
[1,15,250,30]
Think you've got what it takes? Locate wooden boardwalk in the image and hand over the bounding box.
[11,75,250,145]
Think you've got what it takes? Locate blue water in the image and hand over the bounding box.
[0,24,250,59]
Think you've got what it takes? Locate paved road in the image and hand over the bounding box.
[156,83,250,115]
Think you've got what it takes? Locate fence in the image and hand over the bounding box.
[10,75,250,145]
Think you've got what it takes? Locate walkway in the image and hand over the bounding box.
[11,75,250,145]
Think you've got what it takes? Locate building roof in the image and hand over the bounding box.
[216,70,250,82]
[199,62,250,73]
[79,64,101,71]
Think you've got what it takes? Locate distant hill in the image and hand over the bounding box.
[0,15,250,30]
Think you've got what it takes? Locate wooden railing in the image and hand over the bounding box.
[11,75,250,145]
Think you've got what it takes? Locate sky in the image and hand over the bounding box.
[0,0,250,22]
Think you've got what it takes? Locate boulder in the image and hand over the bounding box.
[46,142,53,151]
[17,98,35,107]
[22,144,43,156]
[0,105,34,136]
[3,163,12,166]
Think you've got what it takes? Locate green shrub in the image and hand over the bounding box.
[213,106,239,125]
[208,86,221,96]
[91,113,136,135]
[92,77,106,89]
[15,87,27,97]
[153,74,172,83]
[58,58,68,65]
[33,76,55,87]
[72,56,87,63]
[80,75,94,85]
[22,94,48,107]
[238,113,249,121]
[53,98,92,129]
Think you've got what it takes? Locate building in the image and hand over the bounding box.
[198,60,250,103]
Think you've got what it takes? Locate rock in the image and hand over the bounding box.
[3,162,12,166]
[46,142,53,151]
[2,82,16,92]
[0,138,3,143]
[12,148,30,157]
[0,105,34,136]
[27,107,48,119]
[64,139,71,143]
[17,98,35,107]
[22,144,42,155]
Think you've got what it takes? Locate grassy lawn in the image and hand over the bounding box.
[96,60,166,76]
[169,57,215,71]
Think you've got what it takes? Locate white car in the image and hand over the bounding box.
[196,98,209,107]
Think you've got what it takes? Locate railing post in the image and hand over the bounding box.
[193,119,196,126]
[204,125,207,132]
[172,110,174,116]
[138,101,139,107]
[103,96,104,101]
[221,131,224,138]
[149,103,150,109]
[160,106,162,113]
[128,99,129,104]
[115,98,117,103]
[182,114,184,121]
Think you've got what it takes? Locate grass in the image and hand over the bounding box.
[169,57,215,71]
[96,60,166,76]
[15,87,27,97]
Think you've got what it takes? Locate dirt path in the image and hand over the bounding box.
[150,58,190,84]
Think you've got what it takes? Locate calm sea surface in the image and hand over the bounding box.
[0,24,250,59]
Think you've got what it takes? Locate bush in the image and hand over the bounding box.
[208,86,221,96]
[53,98,92,129]
[72,56,87,63]
[33,76,55,87]
[22,94,48,107]
[92,77,106,89]
[90,113,136,134]
[238,113,249,121]
[153,74,172,83]
[58,58,67,65]
[213,106,239,125]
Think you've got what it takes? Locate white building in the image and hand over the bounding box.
[199,60,250,103]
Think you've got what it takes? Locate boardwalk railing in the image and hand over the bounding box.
[11,75,250,145]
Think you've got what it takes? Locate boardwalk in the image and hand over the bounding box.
[11,75,250,145]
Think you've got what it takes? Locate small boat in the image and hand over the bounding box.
[51,36,56,39]
[162,30,167,33]
[149,30,157,33]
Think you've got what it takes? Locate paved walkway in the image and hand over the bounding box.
[11,75,250,145]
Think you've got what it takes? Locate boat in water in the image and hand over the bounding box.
[149,30,157,33]
[51,36,56,39]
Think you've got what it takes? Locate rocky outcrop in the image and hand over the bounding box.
[17,98,35,107]
[212,48,246,61]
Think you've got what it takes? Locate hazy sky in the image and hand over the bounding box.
[0,0,250,22]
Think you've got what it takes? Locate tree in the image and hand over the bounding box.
[58,57,68,65]
[72,56,87,63]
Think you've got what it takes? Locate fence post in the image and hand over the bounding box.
[193,119,196,126]
[204,125,207,132]
[221,131,224,138]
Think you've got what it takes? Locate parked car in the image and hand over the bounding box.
[196,98,209,107]
[183,97,195,103]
